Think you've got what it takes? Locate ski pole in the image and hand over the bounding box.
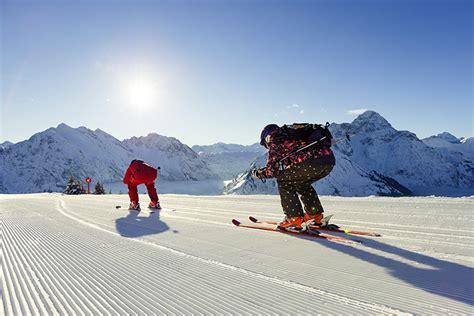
[278,132,352,170]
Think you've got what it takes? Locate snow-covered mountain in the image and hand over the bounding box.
[192,143,264,155]
[423,132,474,161]
[1,112,472,196]
[123,134,218,181]
[0,124,218,193]
[226,111,473,197]
[192,143,266,180]
[332,111,473,195]
[225,149,412,196]
[0,124,133,193]
[0,141,14,149]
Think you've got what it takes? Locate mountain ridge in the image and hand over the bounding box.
[224,111,474,196]
[1,112,472,196]
[0,125,218,193]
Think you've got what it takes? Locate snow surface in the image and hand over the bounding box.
[2,193,473,314]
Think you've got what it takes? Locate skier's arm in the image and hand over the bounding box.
[123,167,132,184]
[260,146,282,179]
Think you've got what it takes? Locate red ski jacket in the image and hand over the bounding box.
[123,160,158,185]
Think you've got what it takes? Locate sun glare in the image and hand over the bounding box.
[128,78,157,111]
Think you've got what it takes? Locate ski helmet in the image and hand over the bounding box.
[260,124,280,147]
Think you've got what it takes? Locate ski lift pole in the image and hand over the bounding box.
[85,177,92,194]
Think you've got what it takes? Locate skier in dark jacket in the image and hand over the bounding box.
[123,159,161,210]
[252,124,335,229]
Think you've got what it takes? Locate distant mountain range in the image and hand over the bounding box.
[225,111,474,197]
[1,111,472,196]
[192,143,264,155]
[0,124,218,193]
[191,143,266,180]
[422,132,474,161]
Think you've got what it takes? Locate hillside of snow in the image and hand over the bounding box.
[1,111,472,196]
[192,143,265,180]
[2,193,473,314]
[423,132,474,161]
[333,112,473,195]
[0,125,218,193]
[0,124,134,193]
[123,133,218,181]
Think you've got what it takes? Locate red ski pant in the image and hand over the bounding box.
[128,182,159,203]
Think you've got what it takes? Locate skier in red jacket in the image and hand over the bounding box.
[123,159,161,210]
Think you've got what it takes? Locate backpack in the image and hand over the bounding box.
[280,123,333,148]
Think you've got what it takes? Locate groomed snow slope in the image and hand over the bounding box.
[2,194,473,314]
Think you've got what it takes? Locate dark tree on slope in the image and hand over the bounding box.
[64,176,86,195]
[94,182,106,195]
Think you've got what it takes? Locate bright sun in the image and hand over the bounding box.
[128,78,157,111]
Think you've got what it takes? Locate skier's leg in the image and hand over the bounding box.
[275,155,334,227]
[298,182,324,215]
[298,163,334,216]
[145,182,159,203]
[127,184,140,210]
[128,184,139,203]
[277,180,304,218]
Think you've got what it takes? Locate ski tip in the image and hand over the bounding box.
[232,219,241,226]
[248,216,258,223]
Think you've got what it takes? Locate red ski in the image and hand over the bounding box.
[248,216,381,237]
[232,219,361,244]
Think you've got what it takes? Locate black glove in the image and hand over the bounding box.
[251,168,264,179]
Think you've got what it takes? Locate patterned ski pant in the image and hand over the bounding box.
[277,156,335,217]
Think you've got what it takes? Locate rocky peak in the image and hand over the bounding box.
[351,110,394,133]
[425,132,461,144]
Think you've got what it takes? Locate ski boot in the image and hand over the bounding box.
[303,213,324,227]
[148,201,161,210]
[304,213,340,231]
[129,201,140,211]
[277,216,304,230]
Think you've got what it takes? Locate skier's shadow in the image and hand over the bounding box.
[312,234,474,306]
[115,210,171,238]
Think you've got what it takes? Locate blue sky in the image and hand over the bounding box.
[1,0,472,145]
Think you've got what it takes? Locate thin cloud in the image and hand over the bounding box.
[277,103,305,117]
[347,108,368,115]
